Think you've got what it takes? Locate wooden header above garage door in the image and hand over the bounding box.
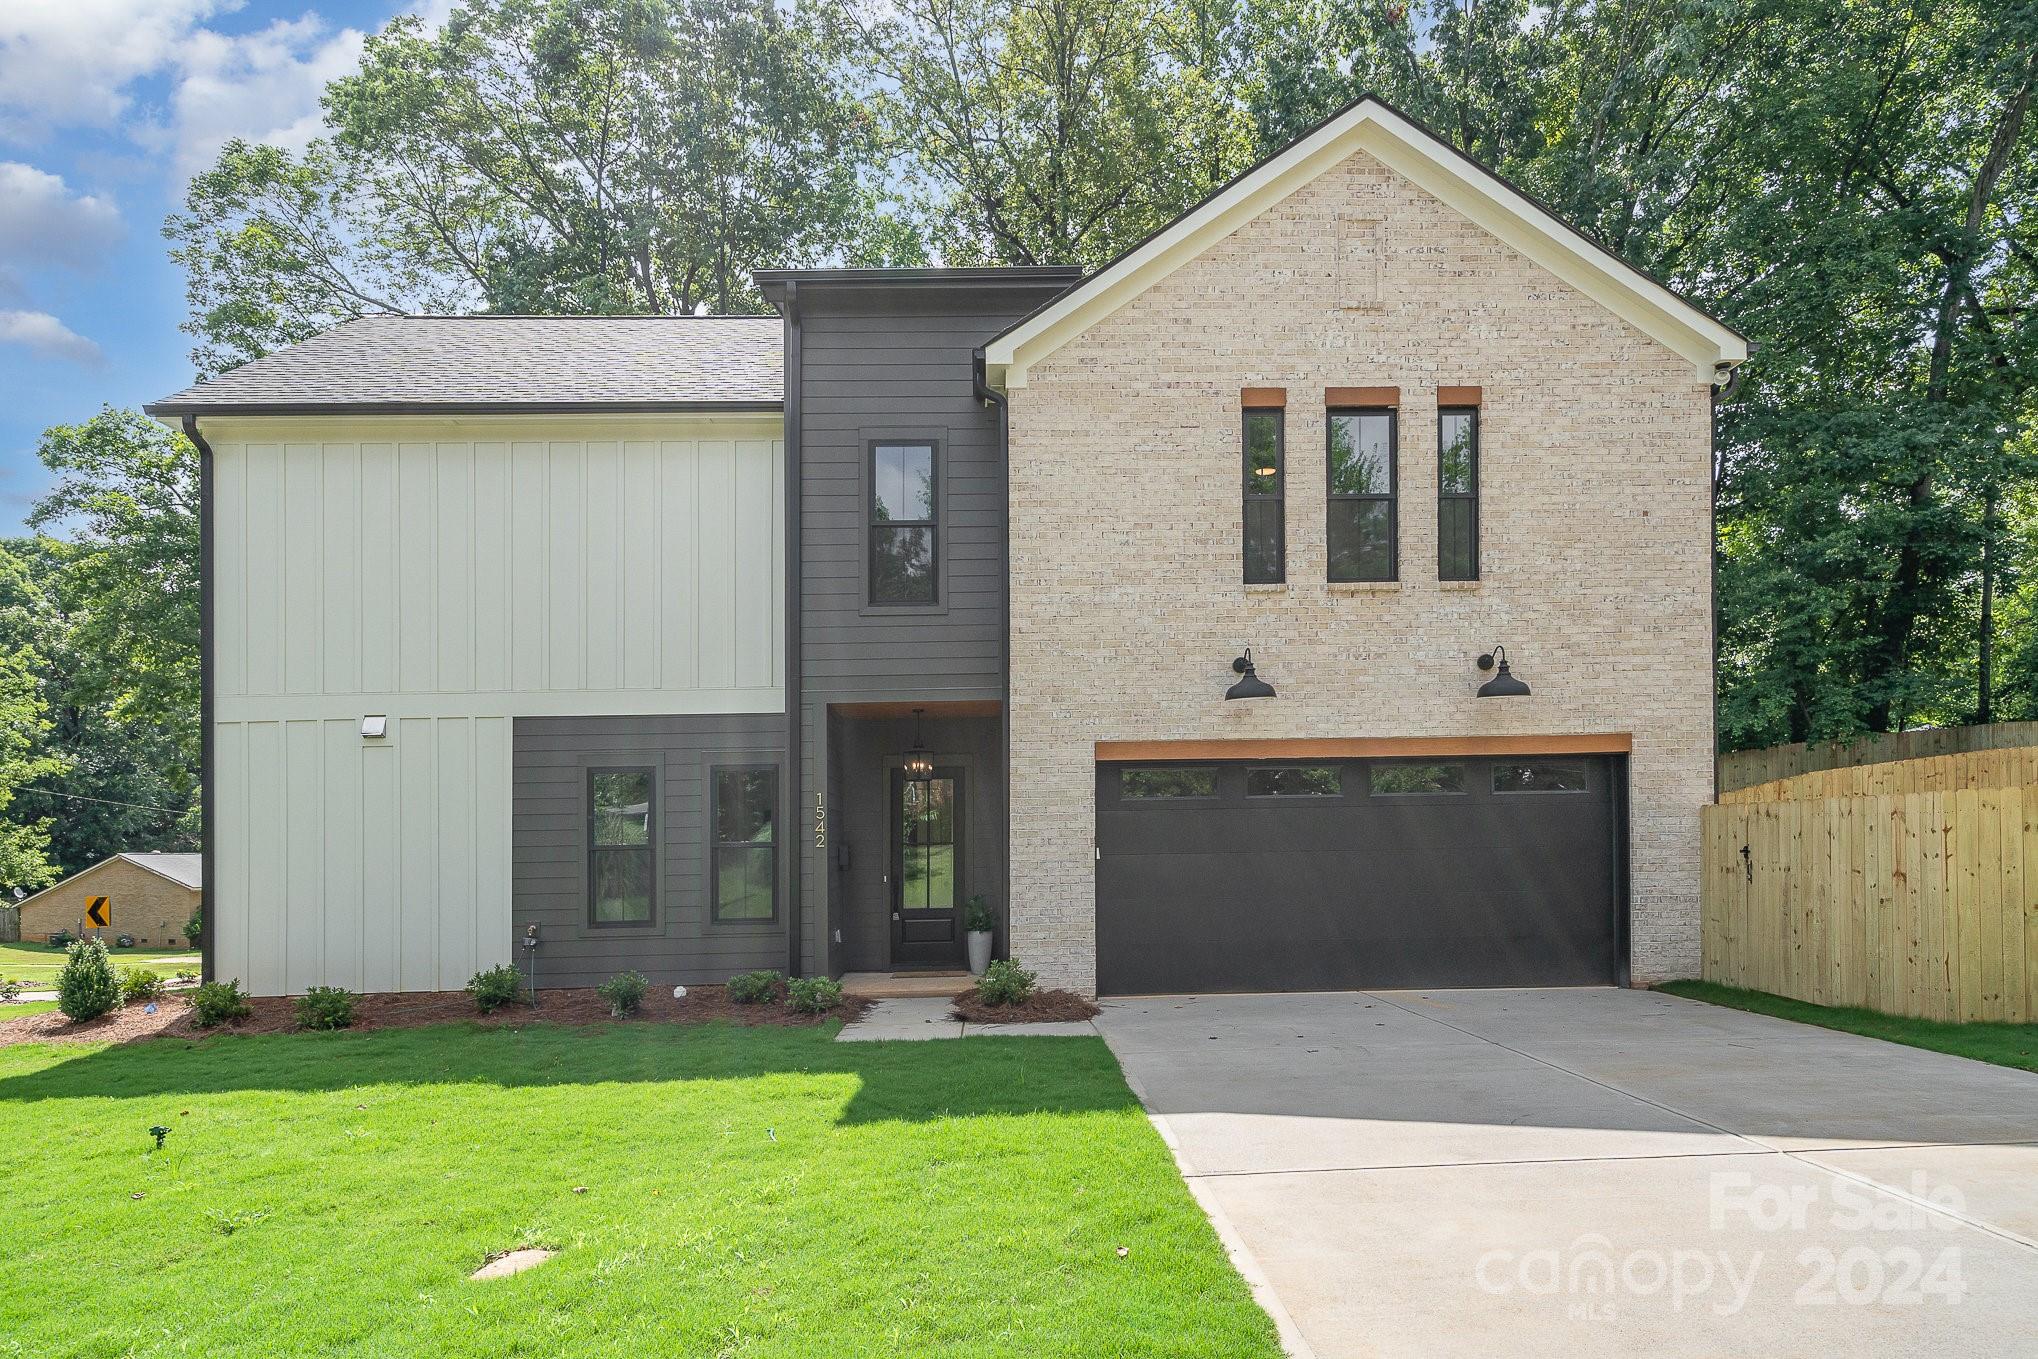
[1094,733,1633,762]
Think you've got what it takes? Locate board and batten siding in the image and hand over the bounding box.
[204,414,785,995]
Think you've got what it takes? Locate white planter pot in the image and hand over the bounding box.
[966,930,994,975]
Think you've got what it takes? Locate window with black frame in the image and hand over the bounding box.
[712,766,778,921]
[870,441,937,605]
[589,768,654,926]
[1438,406,1479,580]
[1327,408,1396,580]
[1242,408,1285,583]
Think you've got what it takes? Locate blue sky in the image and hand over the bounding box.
[0,0,447,534]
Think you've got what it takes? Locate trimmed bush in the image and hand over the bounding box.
[975,959,1036,1007]
[597,970,648,1018]
[184,909,203,949]
[114,934,137,948]
[191,979,252,1028]
[727,969,782,1004]
[56,938,121,1022]
[467,964,525,1013]
[785,976,844,1015]
[294,986,357,1030]
[0,978,22,1003]
[120,969,167,1003]
[47,930,74,948]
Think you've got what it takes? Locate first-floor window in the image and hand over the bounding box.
[589,768,654,925]
[712,766,778,921]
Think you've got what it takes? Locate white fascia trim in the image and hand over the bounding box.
[983,99,1748,389]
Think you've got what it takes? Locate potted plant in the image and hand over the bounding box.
[963,894,995,975]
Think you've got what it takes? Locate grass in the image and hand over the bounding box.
[1659,980,2038,1073]
[0,1022,1278,1359]
[0,940,198,988]
[0,1000,58,1019]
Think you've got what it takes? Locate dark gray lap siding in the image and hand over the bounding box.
[513,714,788,988]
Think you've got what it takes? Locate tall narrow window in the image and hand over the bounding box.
[870,441,937,605]
[1242,408,1285,583]
[1439,407,1479,580]
[1327,408,1396,581]
[712,766,778,921]
[589,768,654,926]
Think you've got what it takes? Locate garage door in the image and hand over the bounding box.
[1095,755,1621,994]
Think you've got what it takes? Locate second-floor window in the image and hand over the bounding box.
[1438,406,1479,580]
[1327,408,1396,581]
[1243,407,1285,583]
[871,440,937,605]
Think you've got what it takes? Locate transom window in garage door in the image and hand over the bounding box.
[1121,767,1218,799]
[1246,765,1340,796]
[1368,762,1464,795]
[1493,761,1589,792]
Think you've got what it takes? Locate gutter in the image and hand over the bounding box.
[974,350,1012,964]
[144,400,782,419]
[181,415,217,987]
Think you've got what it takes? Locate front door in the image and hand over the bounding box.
[890,767,963,967]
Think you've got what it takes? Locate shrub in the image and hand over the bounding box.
[597,970,648,1018]
[0,979,21,1003]
[467,964,525,1013]
[191,979,253,1028]
[975,959,1036,1007]
[175,969,199,985]
[56,938,121,1022]
[963,895,994,933]
[120,969,167,1003]
[727,969,783,1004]
[785,976,844,1015]
[184,908,203,949]
[294,986,357,1030]
[115,933,137,948]
[47,930,74,948]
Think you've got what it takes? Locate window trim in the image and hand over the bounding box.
[866,437,940,608]
[1326,406,1398,582]
[709,763,780,924]
[1438,405,1480,581]
[586,766,656,930]
[1241,406,1286,584]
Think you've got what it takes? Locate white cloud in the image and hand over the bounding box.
[0,309,105,366]
[0,163,124,270]
[168,14,369,175]
[0,0,227,135]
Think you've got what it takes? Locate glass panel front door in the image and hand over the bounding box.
[891,768,962,966]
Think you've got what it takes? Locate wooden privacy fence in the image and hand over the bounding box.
[1720,746,2038,805]
[1717,721,2038,795]
[1702,786,2038,1023]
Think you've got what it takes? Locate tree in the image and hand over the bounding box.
[167,0,911,375]
[0,545,63,892]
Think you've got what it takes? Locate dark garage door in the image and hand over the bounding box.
[1095,755,1622,994]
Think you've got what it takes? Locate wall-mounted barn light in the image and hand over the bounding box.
[1225,647,1276,701]
[1475,647,1531,698]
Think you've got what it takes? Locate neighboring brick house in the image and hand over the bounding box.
[18,853,202,947]
[150,95,1743,998]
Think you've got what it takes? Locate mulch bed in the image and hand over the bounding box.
[0,984,873,1049]
[950,988,1102,1024]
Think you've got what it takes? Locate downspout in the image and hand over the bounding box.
[973,349,1010,963]
[182,415,217,986]
[782,283,804,978]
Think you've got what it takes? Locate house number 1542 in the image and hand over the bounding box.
[814,794,826,849]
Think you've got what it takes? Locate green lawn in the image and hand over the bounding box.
[1659,981,2038,1073]
[0,940,198,988]
[0,1000,58,1019]
[0,1023,1279,1358]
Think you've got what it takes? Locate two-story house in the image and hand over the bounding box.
[149,96,1745,998]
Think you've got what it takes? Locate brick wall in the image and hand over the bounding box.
[21,860,200,948]
[1006,148,1713,993]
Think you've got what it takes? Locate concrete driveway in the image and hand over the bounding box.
[1096,988,2038,1358]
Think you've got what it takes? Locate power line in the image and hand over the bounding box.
[13,786,185,815]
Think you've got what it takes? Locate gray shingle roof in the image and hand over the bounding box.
[147,314,783,414]
[119,852,203,890]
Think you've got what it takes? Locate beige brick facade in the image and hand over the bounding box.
[1006,148,1713,994]
[20,856,201,948]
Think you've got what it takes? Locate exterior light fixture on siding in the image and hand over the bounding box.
[903,708,935,780]
[1475,647,1531,698]
[360,714,388,739]
[1225,648,1276,701]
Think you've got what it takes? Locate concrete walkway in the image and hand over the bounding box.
[835,996,1098,1040]
[1097,988,2038,1359]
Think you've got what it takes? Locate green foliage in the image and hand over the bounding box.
[56,938,121,1022]
[184,908,202,949]
[727,969,783,1004]
[975,959,1035,1007]
[0,978,21,1002]
[963,895,994,932]
[597,970,649,1018]
[191,979,253,1028]
[294,986,358,1031]
[466,964,526,1013]
[119,969,166,1003]
[784,975,844,1015]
